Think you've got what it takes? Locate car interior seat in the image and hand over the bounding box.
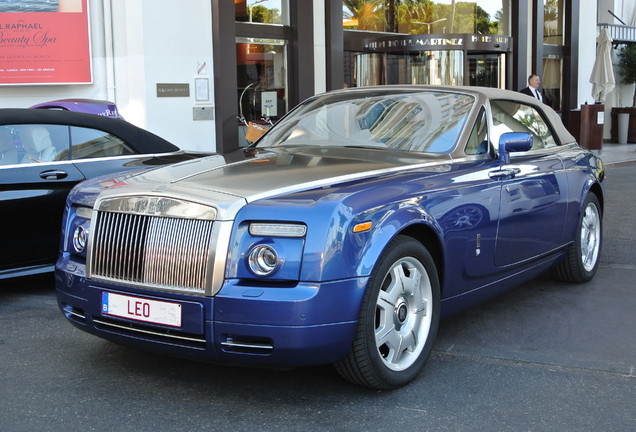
[20,126,58,163]
[0,127,19,165]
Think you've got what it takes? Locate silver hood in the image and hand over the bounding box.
[94,146,451,220]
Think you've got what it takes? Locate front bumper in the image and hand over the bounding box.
[55,264,367,368]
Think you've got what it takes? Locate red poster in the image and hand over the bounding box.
[0,0,91,85]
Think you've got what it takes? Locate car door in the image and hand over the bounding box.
[488,100,568,267]
[0,124,86,273]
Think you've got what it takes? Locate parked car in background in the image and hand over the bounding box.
[55,86,604,389]
[29,98,124,120]
[0,108,210,279]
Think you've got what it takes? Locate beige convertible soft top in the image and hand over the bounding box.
[449,85,577,146]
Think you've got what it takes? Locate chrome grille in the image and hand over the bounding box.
[90,211,214,292]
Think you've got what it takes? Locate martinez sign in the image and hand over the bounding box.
[365,34,510,52]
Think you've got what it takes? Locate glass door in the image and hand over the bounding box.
[542,55,562,111]
[468,53,505,88]
[354,51,464,87]
[354,51,506,89]
[236,38,287,146]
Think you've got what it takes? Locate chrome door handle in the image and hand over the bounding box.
[39,170,69,180]
[488,168,521,180]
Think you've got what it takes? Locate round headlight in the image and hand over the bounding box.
[72,225,88,254]
[248,244,279,276]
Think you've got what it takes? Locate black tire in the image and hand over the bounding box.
[551,193,602,283]
[334,235,440,389]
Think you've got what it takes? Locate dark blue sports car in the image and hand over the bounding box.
[55,86,604,389]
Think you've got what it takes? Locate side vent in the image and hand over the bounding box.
[62,303,87,325]
[220,335,274,355]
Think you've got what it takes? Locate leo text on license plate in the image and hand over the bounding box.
[101,292,182,327]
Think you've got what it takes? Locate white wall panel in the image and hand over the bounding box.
[111,0,215,151]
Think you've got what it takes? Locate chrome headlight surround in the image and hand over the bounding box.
[232,221,307,280]
[248,244,279,276]
[68,206,94,257]
[72,224,89,254]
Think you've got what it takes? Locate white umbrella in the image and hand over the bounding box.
[590,27,615,102]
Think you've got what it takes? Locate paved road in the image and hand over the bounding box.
[1,166,635,432]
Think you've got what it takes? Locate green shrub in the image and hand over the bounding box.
[617,44,636,107]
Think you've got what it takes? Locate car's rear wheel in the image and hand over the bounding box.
[335,235,440,389]
[551,193,602,283]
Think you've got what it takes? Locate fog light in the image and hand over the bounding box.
[73,225,88,254]
[248,245,279,276]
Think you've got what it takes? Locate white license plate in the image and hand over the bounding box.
[101,292,182,327]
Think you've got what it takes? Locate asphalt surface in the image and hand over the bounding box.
[1,164,635,432]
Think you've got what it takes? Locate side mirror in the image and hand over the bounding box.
[498,132,533,164]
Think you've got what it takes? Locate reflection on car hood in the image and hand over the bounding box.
[93,146,451,220]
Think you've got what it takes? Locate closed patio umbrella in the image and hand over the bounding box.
[590,27,615,102]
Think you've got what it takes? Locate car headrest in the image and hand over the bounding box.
[23,126,53,153]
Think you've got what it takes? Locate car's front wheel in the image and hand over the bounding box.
[551,193,602,283]
[335,235,440,389]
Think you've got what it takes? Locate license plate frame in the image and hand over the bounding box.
[101,292,182,327]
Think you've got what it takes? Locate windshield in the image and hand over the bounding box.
[256,90,474,154]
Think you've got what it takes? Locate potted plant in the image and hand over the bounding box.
[617,44,636,107]
[612,44,636,142]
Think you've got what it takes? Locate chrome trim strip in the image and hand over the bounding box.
[70,151,186,165]
[93,318,206,343]
[63,305,86,320]
[221,340,274,350]
[208,220,233,296]
[68,310,86,320]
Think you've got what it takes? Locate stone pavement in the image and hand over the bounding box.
[596,142,636,168]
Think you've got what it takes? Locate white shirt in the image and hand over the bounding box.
[532,87,543,102]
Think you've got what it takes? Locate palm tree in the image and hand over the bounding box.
[396,0,439,34]
[343,0,384,31]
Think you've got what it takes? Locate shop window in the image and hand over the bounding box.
[236,38,287,145]
[343,1,511,36]
[235,0,289,25]
[543,0,564,45]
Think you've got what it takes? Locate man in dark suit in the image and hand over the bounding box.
[520,74,546,103]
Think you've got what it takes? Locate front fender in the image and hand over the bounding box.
[317,203,442,282]
[361,205,442,277]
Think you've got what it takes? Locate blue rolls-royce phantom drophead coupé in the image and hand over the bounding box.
[55,86,604,389]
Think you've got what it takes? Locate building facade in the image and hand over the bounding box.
[1,0,634,152]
